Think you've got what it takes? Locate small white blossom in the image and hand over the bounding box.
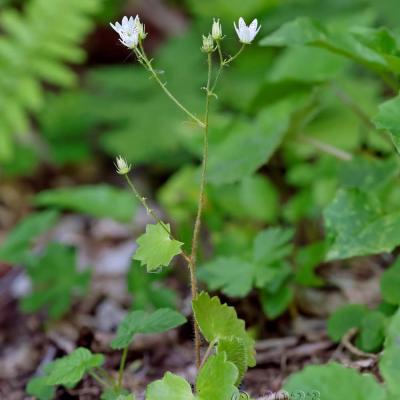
[234,17,261,44]
[211,18,222,40]
[201,34,214,53]
[110,16,139,48]
[115,156,131,175]
[134,15,147,40]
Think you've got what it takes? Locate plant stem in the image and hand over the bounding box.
[124,175,191,264]
[137,43,205,128]
[190,52,213,368]
[117,347,129,390]
[89,371,109,388]
[199,339,217,369]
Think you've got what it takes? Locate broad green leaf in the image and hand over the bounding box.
[381,257,400,305]
[260,285,294,320]
[374,95,400,152]
[133,223,183,272]
[217,337,248,385]
[196,353,238,400]
[21,243,90,319]
[380,308,400,398]
[295,242,326,287]
[327,304,368,342]
[192,292,255,367]
[0,210,59,263]
[34,184,137,223]
[324,189,400,260]
[111,308,186,350]
[145,372,194,400]
[45,347,104,386]
[284,363,385,400]
[253,227,294,264]
[197,257,255,298]
[101,388,134,400]
[358,311,386,353]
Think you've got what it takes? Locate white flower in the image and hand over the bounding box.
[110,16,139,48]
[234,17,261,44]
[134,15,147,40]
[201,34,214,53]
[211,18,222,40]
[115,156,131,175]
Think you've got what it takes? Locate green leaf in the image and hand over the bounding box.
[196,353,238,400]
[216,337,248,385]
[21,243,90,319]
[111,308,186,350]
[101,388,134,400]
[374,96,400,152]
[45,347,104,386]
[145,372,195,400]
[380,308,400,398]
[284,363,386,400]
[197,257,255,298]
[134,223,183,272]
[0,210,59,263]
[26,376,55,400]
[381,257,400,305]
[324,189,400,260]
[34,184,137,223]
[358,311,386,353]
[192,292,255,367]
[327,304,368,342]
[260,285,294,320]
[253,227,294,265]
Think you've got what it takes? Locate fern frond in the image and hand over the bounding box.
[0,0,101,160]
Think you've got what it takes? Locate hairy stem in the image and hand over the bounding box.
[124,175,191,264]
[190,52,213,368]
[137,43,205,128]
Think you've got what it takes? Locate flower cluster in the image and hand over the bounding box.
[110,15,146,49]
[111,16,260,50]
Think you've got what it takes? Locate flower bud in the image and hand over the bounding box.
[201,34,214,53]
[211,18,222,40]
[115,156,131,175]
[135,16,147,40]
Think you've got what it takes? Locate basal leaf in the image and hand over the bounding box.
[26,376,55,400]
[0,210,59,263]
[294,241,326,287]
[358,310,386,353]
[284,363,385,400]
[196,353,238,400]
[260,285,294,320]
[133,223,183,272]
[45,347,104,386]
[111,308,186,350]
[145,372,194,400]
[34,184,137,223]
[192,292,255,367]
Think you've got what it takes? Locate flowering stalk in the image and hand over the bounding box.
[111,15,260,371]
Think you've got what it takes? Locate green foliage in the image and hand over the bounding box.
[45,347,104,386]
[133,223,183,272]
[111,308,186,350]
[0,0,100,161]
[358,310,387,353]
[324,189,400,260]
[0,210,59,263]
[21,243,90,319]
[127,261,178,311]
[284,363,386,400]
[34,184,137,223]
[327,304,368,342]
[26,376,55,400]
[146,372,194,400]
[380,308,400,399]
[192,292,256,373]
